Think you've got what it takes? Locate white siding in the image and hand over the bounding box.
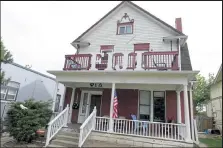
[210,81,222,99]
[79,3,178,54]
[1,63,65,104]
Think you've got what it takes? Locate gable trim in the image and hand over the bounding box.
[71,1,185,48]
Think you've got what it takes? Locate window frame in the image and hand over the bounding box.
[117,22,134,35]
[139,90,151,120]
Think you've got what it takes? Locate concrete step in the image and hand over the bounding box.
[51,139,78,147]
[56,134,79,142]
[58,131,79,137]
[47,144,64,147]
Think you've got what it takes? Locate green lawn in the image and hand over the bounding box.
[199,137,222,147]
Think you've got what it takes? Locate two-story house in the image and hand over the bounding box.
[47,1,199,147]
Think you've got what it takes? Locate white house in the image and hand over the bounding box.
[206,64,222,133]
[0,62,65,119]
[46,1,199,147]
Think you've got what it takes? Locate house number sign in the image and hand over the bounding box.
[90,83,102,88]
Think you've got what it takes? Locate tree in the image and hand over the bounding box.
[6,99,53,143]
[0,37,13,84]
[193,73,215,113]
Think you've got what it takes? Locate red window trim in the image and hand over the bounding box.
[116,22,134,35]
[134,43,150,52]
[100,45,114,52]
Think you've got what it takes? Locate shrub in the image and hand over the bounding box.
[6,99,53,143]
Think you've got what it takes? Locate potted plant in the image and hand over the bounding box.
[36,127,46,137]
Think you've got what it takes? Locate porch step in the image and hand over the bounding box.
[50,139,78,147]
[56,135,79,142]
[47,129,79,147]
[47,144,64,147]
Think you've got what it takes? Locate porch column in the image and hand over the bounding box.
[150,91,153,122]
[176,91,182,123]
[189,84,195,140]
[52,81,59,112]
[183,84,191,141]
[61,87,67,112]
[68,87,76,123]
[109,83,115,132]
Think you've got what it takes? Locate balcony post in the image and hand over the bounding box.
[122,53,128,70]
[106,53,113,71]
[90,53,97,71]
[135,51,143,70]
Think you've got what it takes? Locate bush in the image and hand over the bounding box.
[6,99,53,143]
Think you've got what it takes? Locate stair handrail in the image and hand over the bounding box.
[45,104,69,147]
[78,106,97,147]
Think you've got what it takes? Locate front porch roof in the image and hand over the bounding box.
[48,70,199,85]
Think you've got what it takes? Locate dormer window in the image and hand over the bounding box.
[117,13,134,35]
[118,24,133,34]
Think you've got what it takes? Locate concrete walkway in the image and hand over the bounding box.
[1,136,14,147]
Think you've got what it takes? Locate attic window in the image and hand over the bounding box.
[118,23,133,34]
[117,13,134,35]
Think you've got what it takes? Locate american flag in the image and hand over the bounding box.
[112,90,118,118]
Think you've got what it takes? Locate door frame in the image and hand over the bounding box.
[77,90,103,123]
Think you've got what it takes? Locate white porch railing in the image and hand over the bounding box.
[78,106,97,147]
[94,117,186,141]
[45,104,69,147]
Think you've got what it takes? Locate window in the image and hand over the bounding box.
[1,81,20,101]
[54,94,61,112]
[153,91,165,122]
[139,90,151,120]
[1,86,7,100]
[118,25,133,34]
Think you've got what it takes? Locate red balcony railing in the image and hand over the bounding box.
[63,51,179,71]
[63,54,92,70]
[127,52,137,70]
[95,54,108,70]
[112,53,124,70]
[142,51,179,70]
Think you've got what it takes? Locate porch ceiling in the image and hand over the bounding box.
[47,70,199,85]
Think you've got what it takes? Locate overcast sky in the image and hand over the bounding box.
[1,1,222,78]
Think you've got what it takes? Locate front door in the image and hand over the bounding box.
[89,95,102,116]
[78,91,102,123]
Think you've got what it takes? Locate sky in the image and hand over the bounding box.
[1,1,222,78]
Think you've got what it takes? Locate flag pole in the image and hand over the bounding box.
[109,83,115,132]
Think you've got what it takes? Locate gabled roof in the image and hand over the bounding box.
[71,1,185,45]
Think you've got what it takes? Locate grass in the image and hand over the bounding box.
[199,137,222,147]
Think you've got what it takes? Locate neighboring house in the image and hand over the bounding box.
[0,62,65,120]
[48,1,199,147]
[206,64,222,132]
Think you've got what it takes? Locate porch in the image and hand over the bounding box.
[47,70,199,147]
[62,83,193,143]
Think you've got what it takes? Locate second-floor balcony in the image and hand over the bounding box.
[63,51,179,71]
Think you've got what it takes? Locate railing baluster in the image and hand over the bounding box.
[125,120,127,134]
[174,125,177,140]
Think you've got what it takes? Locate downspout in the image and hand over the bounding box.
[178,38,182,71]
